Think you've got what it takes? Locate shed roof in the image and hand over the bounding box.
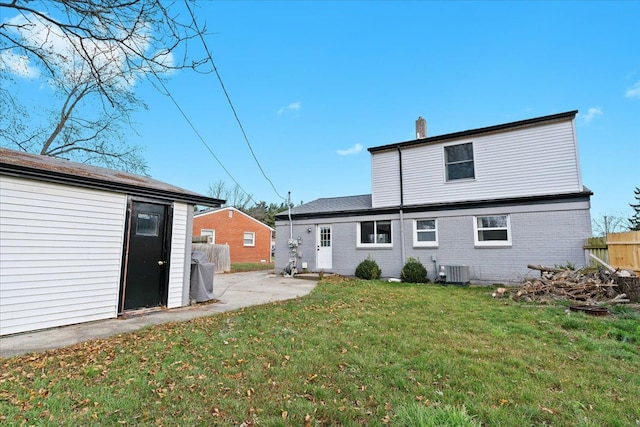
[0,148,224,207]
[368,110,578,153]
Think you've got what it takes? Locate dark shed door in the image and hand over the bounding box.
[123,201,169,310]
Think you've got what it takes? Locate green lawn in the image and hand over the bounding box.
[1,277,638,426]
[230,262,275,273]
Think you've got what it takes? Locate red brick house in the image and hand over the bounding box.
[193,207,274,263]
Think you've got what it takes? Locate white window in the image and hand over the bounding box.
[413,219,438,247]
[474,215,511,246]
[357,220,392,248]
[243,231,255,247]
[445,142,475,181]
[200,229,215,244]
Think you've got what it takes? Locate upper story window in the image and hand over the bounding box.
[243,231,255,247]
[357,220,392,247]
[445,142,475,181]
[474,215,511,246]
[413,219,438,247]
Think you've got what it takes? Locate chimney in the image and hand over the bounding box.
[416,116,427,139]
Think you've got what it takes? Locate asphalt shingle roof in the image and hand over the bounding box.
[276,194,372,218]
[0,148,224,207]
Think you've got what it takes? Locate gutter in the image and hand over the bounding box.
[275,190,593,221]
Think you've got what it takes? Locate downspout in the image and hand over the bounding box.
[397,146,406,265]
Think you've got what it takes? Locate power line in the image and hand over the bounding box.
[185,2,287,202]
[147,74,258,206]
[105,8,257,206]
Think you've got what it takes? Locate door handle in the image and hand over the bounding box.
[158,260,166,266]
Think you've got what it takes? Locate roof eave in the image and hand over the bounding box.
[275,190,592,221]
[368,110,579,153]
[1,162,224,207]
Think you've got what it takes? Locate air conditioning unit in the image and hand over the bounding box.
[443,265,470,286]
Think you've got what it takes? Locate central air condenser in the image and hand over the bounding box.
[443,265,470,286]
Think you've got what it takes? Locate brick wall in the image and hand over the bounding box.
[193,208,272,263]
[275,200,592,283]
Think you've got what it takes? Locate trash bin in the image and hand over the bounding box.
[190,251,215,303]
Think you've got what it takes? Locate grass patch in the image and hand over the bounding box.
[1,277,638,426]
[230,262,275,273]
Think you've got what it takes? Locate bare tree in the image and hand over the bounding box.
[206,180,253,211]
[0,0,209,172]
[207,179,228,200]
[592,213,629,237]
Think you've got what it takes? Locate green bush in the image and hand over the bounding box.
[401,257,428,283]
[355,256,381,280]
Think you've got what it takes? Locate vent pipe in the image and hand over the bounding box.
[416,116,427,139]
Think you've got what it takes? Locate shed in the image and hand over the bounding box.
[0,148,223,336]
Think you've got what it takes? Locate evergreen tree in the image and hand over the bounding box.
[629,187,640,231]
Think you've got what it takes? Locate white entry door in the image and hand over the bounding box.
[316,225,332,270]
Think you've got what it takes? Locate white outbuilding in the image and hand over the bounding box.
[0,148,223,336]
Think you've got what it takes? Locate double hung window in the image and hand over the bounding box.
[445,142,475,181]
[414,219,438,247]
[474,215,511,246]
[243,231,255,247]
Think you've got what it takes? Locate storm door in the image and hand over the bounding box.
[316,225,332,270]
[121,201,169,311]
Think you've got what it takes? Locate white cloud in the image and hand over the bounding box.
[582,107,603,124]
[337,143,363,156]
[626,81,640,99]
[2,12,164,87]
[277,101,301,115]
[0,50,40,78]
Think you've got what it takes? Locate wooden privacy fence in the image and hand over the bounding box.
[607,231,640,276]
[192,243,231,273]
[584,236,609,266]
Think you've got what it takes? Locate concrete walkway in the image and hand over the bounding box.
[0,271,316,358]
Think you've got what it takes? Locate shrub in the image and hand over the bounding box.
[401,257,428,283]
[355,256,381,280]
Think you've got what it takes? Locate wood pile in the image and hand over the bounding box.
[511,264,634,304]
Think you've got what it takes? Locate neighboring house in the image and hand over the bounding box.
[274,111,592,284]
[192,207,274,263]
[0,148,223,336]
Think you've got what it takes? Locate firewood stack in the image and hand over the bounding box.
[511,264,635,304]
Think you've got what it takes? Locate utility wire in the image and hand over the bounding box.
[185,2,287,202]
[148,74,258,206]
[105,8,256,206]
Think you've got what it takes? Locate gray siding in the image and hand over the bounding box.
[275,200,591,284]
[373,120,582,208]
[371,150,400,207]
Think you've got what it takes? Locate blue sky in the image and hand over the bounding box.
[5,1,640,222]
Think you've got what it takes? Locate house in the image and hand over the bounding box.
[0,148,223,336]
[193,207,274,263]
[274,111,593,284]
